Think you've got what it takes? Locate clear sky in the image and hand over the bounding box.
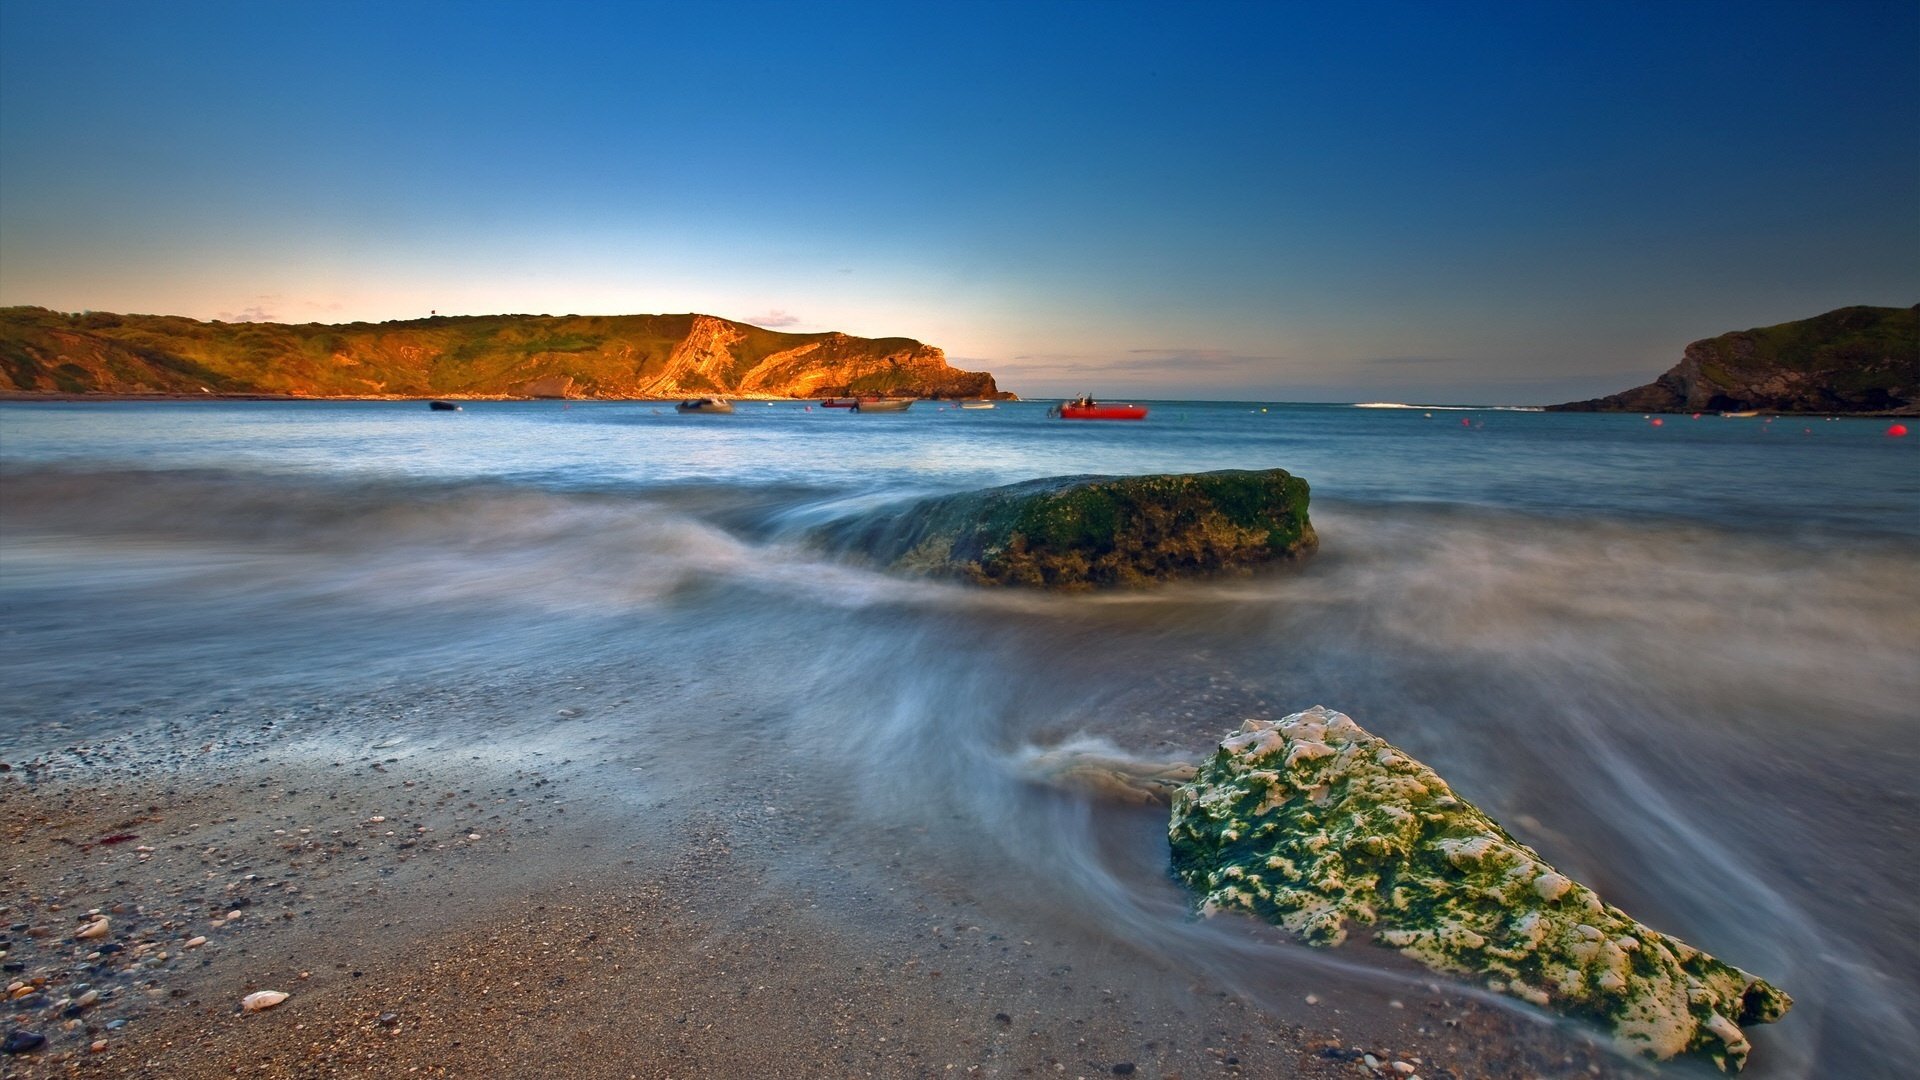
[1,1,1914,403]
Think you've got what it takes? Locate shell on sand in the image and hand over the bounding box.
[242,990,289,1012]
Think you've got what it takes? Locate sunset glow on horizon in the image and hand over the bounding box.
[2,0,1915,403]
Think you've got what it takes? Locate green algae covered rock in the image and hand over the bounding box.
[1168,707,1792,1072]
[815,468,1315,588]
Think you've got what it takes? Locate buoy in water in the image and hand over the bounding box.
[1461,417,1471,427]
[1691,413,1701,419]
[1890,424,1910,437]
[1650,418,1664,426]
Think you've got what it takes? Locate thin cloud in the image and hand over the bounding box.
[1126,347,1280,370]
[1001,348,1281,374]
[743,310,801,328]
[1357,356,1470,366]
[215,305,276,323]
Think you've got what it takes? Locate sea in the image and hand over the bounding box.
[2,398,1916,1076]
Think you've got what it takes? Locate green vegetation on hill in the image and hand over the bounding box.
[0,307,1005,400]
[1551,304,1918,414]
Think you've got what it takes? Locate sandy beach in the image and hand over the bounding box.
[1,696,1626,1080]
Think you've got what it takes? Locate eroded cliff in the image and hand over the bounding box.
[0,308,1006,400]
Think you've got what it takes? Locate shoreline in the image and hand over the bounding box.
[0,392,1013,404]
[0,713,1627,1079]
[5,393,1915,415]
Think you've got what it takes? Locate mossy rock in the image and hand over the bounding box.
[816,469,1316,588]
[1169,707,1791,1072]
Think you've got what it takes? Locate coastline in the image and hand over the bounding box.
[0,392,1021,405]
[1,708,1624,1079]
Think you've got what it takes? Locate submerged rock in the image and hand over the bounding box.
[815,468,1315,588]
[1168,707,1791,1072]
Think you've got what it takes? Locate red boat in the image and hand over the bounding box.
[1053,396,1148,420]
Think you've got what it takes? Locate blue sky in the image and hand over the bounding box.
[1,0,1914,403]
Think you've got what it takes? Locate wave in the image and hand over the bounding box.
[5,464,1917,1073]
[1352,401,1546,411]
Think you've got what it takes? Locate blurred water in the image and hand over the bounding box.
[2,399,1916,1075]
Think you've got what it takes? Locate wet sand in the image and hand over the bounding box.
[0,714,1628,1080]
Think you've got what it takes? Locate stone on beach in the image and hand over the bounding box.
[74,917,110,940]
[1168,706,1792,1072]
[4,1030,47,1054]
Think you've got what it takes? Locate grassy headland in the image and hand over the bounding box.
[1550,303,1918,415]
[0,308,1006,400]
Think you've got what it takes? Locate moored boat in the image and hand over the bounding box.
[819,397,857,408]
[428,400,462,411]
[959,400,996,409]
[675,397,735,413]
[1052,395,1147,420]
[850,398,912,412]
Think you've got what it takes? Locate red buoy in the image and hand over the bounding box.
[1650,418,1664,427]
[1890,424,1910,437]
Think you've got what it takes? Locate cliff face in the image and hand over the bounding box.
[1550,304,1918,415]
[0,308,1008,400]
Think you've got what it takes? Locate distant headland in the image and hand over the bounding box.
[1549,303,1918,416]
[0,308,1012,401]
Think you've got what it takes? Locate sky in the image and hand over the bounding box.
[0,1,1915,403]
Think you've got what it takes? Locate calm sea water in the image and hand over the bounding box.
[3,399,1917,1076]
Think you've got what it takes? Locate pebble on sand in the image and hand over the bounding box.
[76,917,111,940]
[242,990,290,1013]
[3,1030,47,1054]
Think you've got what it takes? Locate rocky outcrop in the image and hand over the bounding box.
[1550,304,1918,415]
[1169,707,1792,1072]
[0,308,1007,400]
[813,469,1316,589]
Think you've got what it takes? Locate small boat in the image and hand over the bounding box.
[675,397,735,414]
[850,398,912,412]
[958,400,996,410]
[428,400,462,411]
[819,398,857,408]
[1052,395,1147,420]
